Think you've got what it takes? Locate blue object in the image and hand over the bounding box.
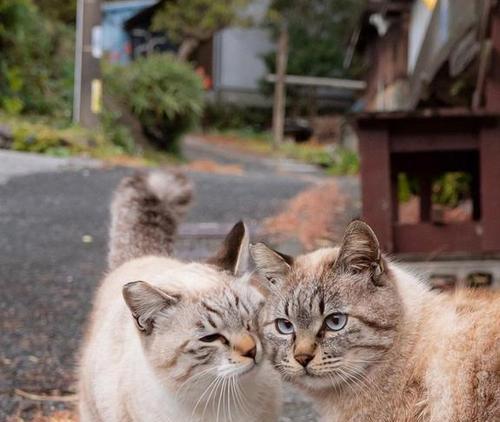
[102,0,158,64]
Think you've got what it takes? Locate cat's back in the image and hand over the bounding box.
[424,288,499,421]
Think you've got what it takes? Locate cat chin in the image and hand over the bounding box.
[227,362,259,379]
[292,373,337,391]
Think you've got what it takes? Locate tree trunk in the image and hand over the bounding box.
[177,38,199,61]
[272,22,288,149]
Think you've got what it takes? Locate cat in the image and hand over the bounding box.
[251,220,499,422]
[78,171,281,422]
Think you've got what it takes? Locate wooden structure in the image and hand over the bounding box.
[355,1,500,258]
[357,109,500,256]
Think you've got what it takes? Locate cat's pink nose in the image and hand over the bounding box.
[295,353,314,367]
[234,334,257,361]
[242,345,257,360]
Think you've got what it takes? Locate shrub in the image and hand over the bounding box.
[100,109,136,154]
[203,102,271,131]
[0,0,74,118]
[398,172,471,208]
[0,112,127,158]
[282,142,360,175]
[432,172,471,208]
[104,54,204,153]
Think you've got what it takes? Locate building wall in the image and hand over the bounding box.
[364,17,410,111]
[214,27,273,92]
[212,0,273,104]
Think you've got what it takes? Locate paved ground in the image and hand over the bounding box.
[0,142,332,420]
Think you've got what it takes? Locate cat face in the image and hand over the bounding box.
[252,221,403,393]
[126,277,265,395]
[122,222,266,403]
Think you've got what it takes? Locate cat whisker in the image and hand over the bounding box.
[192,374,221,420]
[216,375,227,422]
[235,377,253,417]
[175,365,219,399]
[231,378,247,417]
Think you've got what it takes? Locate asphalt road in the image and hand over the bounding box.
[0,149,318,420]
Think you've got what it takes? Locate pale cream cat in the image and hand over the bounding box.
[251,220,499,422]
[78,171,281,422]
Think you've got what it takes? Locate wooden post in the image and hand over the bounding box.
[358,128,394,252]
[73,0,102,127]
[480,125,500,251]
[272,22,288,149]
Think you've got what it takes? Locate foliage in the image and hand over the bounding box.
[398,172,471,208]
[398,173,414,203]
[33,0,77,24]
[152,0,251,60]
[0,112,139,158]
[264,0,364,78]
[282,142,359,175]
[104,54,204,153]
[261,0,365,114]
[203,102,271,131]
[100,109,136,155]
[0,0,74,118]
[206,128,359,175]
[432,172,471,208]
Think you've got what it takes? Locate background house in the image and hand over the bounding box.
[352,0,492,112]
[102,0,274,106]
[353,0,500,272]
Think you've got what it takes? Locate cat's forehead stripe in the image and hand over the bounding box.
[201,301,223,318]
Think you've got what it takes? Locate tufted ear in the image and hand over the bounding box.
[334,220,385,285]
[207,221,250,276]
[250,242,293,288]
[122,281,180,335]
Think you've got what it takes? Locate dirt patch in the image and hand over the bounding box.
[183,159,243,175]
[263,180,346,251]
[100,155,148,168]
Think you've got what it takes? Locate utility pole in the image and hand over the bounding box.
[73,0,102,127]
[272,21,288,149]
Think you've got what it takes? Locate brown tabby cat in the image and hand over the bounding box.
[251,220,499,421]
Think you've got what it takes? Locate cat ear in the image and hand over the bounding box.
[250,242,293,288]
[122,281,180,335]
[207,221,250,275]
[334,220,385,286]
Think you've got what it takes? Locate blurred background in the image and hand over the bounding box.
[1,0,499,420]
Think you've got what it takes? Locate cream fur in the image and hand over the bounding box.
[79,256,282,422]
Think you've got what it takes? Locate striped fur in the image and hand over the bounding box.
[253,221,500,422]
[79,172,281,422]
[108,171,192,270]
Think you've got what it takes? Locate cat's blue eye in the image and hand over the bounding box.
[324,313,348,331]
[275,319,295,335]
[199,333,228,344]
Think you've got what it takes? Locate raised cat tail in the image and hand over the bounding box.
[108,170,193,270]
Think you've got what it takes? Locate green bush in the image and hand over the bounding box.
[281,142,359,175]
[1,112,118,158]
[203,102,271,131]
[104,54,204,153]
[0,0,74,118]
[100,109,136,155]
[432,172,471,208]
[398,172,471,208]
